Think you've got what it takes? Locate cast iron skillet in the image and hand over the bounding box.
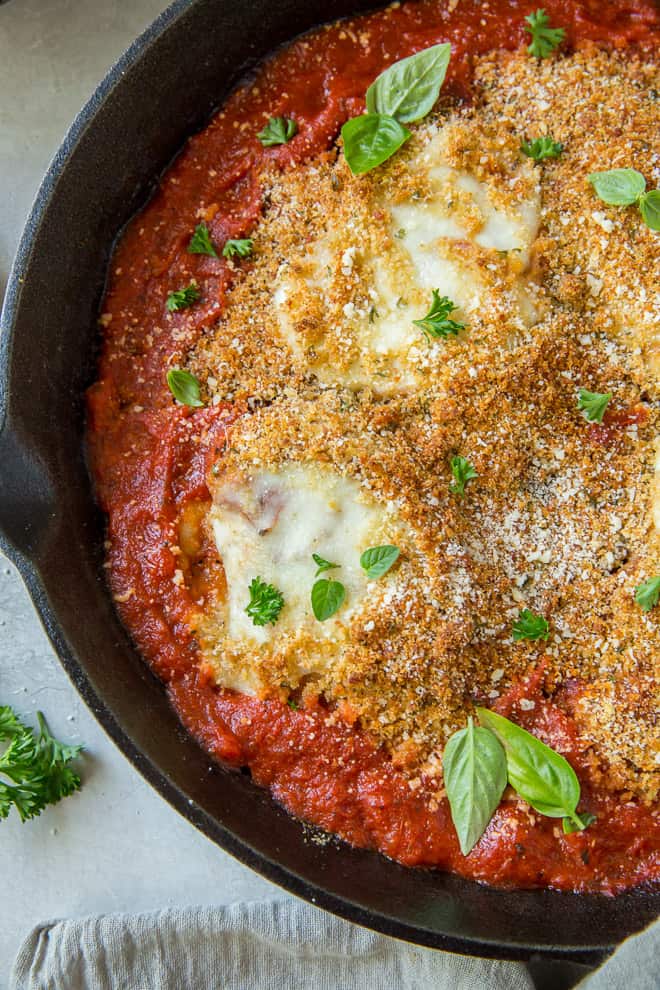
[0,0,657,965]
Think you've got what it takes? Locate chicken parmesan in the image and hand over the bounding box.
[88,0,660,892]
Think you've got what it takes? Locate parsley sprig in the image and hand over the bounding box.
[166,284,200,312]
[245,577,284,627]
[525,9,565,58]
[413,291,465,341]
[0,707,83,822]
[222,238,254,259]
[258,117,298,147]
[577,388,612,424]
[187,223,218,257]
[512,609,550,642]
[449,455,478,498]
[521,136,563,162]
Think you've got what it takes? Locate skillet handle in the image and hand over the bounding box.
[0,410,56,564]
[527,953,603,990]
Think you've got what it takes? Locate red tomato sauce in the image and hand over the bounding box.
[87,0,660,892]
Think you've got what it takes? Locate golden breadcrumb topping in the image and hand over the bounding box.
[183,47,658,801]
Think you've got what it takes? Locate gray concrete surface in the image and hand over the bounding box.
[0,1,281,982]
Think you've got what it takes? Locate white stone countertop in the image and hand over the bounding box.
[0,2,281,982]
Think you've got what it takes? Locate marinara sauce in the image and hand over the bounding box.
[87,0,660,892]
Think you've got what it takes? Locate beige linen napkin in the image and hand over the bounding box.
[10,899,659,990]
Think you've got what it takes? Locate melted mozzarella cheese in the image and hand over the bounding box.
[273,121,540,393]
[207,465,396,692]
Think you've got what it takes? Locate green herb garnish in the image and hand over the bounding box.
[341,114,411,176]
[449,455,477,498]
[166,368,204,407]
[0,707,83,822]
[577,387,612,424]
[365,43,451,123]
[166,283,200,312]
[525,9,565,58]
[187,223,218,257]
[443,716,507,855]
[639,189,660,231]
[342,43,451,175]
[413,290,465,340]
[311,579,346,621]
[588,168,646,206]
[588,170,659,231]
[222,238,254,259]
[245,577,285,627]
[360,545,400,579]
[634,576,660,613]
[520,136,563,162]
[312,553,340,577]
[258,116,298,147]
[476,708,593,834]
[512,609,550,642]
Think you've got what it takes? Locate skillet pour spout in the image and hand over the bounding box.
[0,0,658,960]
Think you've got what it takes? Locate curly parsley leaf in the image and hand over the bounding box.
[360,545,400,579]
[520,136,563,162]
[166,283,200,312]
[587,168,646,207]
[577,387,612,424]
[634,576,660,613]
[638,189,660,231]
[341,113,411,175]
[0,707,83,823]
[166,368,204,408]
[312,553,340,577]
[476,708,591,832]
[365,43,451,123]
[258,116,298,147]
[245,577,285,627]
[222,238,254,259]
[311,579,346,621]
[413,290,465,341]
[187,223,218,257]
[449,455,477,498]
[443,717,507,856]
[512,609,550,642]
[525,9,565,58]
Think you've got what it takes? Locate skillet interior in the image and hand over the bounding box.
[0,0,658,960]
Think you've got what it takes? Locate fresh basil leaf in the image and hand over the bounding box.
[166,368,204,407]
[634,576,660,613]
[365,43,451,124]
[562,811,596,834]
[443,718,507,856]
[476,708,584,827]
[311,579,346,621]
[341,114,411,175]
[587,168,646,207]
[312,553,340,577]
[638,189,660,231]
[360,545,400,579]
